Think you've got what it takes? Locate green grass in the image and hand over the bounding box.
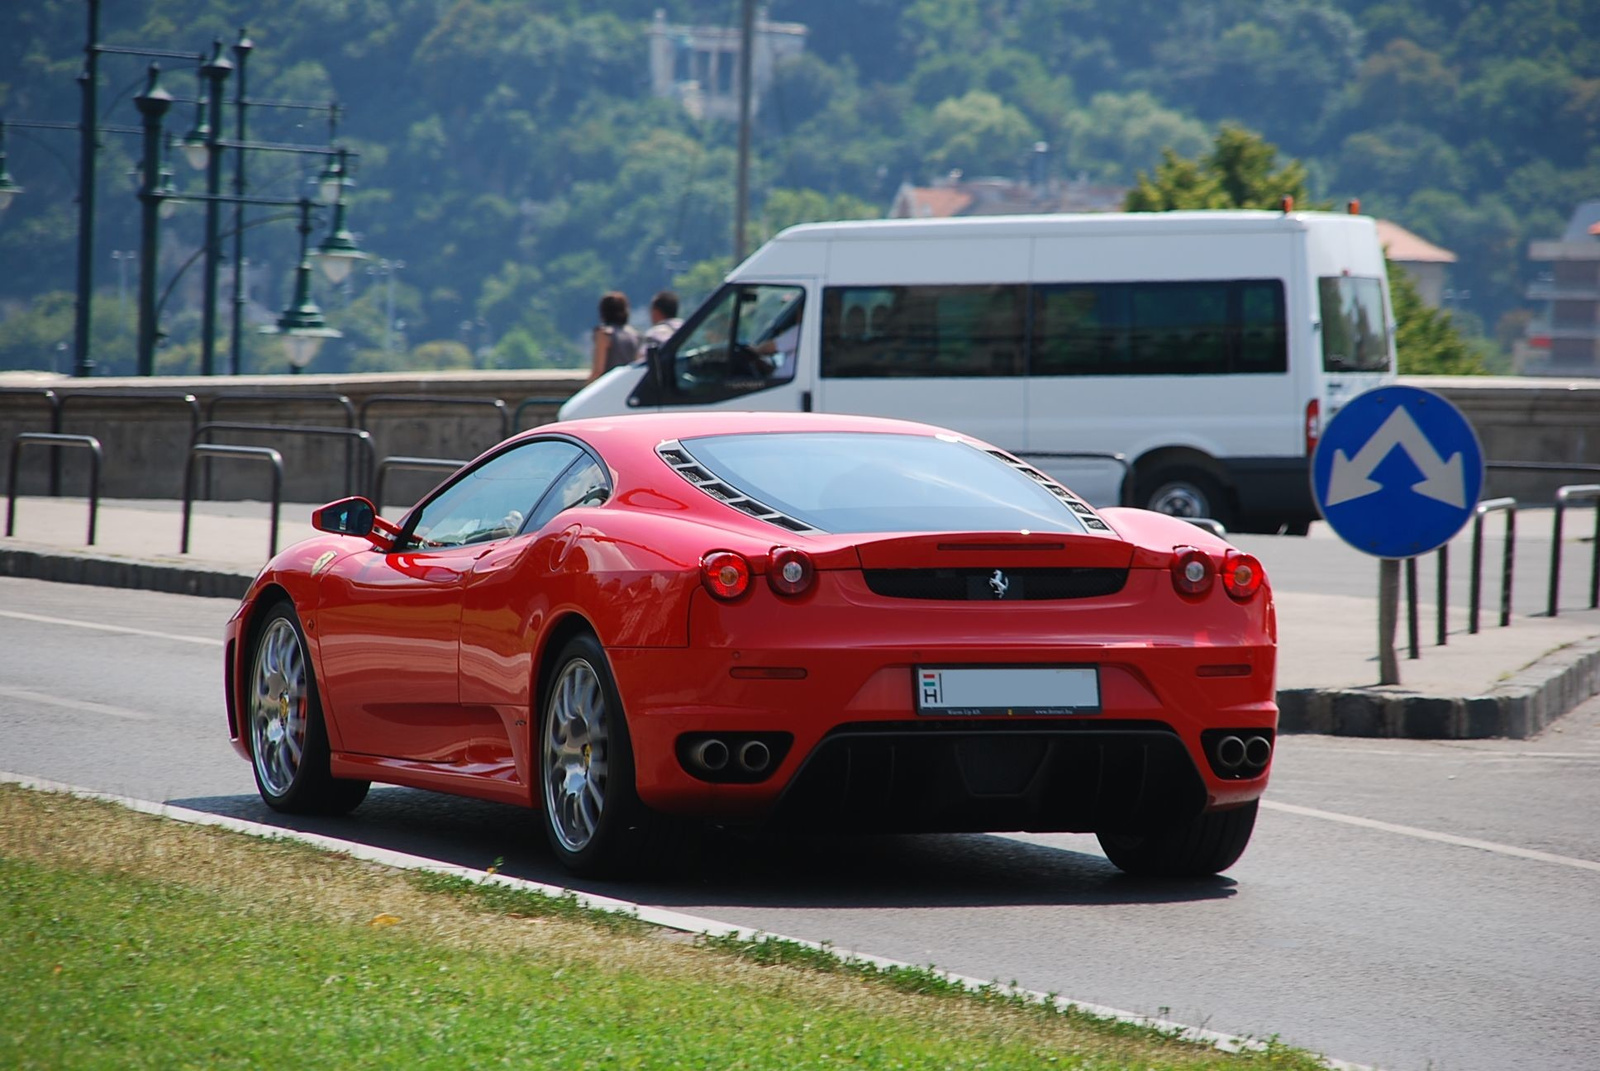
[0,786,1330,1070]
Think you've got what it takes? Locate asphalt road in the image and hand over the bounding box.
[2,575,1598,1071]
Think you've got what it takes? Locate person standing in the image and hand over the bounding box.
[642,290,684,350]
[591,291,641,379]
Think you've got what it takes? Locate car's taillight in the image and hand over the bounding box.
[1305,398,1320,456]
[767,547,815,596]
[1171,546,1214,596]
[701,551,751,600]
[1223,551,1265,601]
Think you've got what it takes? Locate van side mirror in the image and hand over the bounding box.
[313,496,376,537]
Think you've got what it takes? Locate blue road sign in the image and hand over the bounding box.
[1311,385,1484,558]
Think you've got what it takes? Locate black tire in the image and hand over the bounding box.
[247,601,370,815]
[1281,518,1312,536]
[1138,466,1236,531]
[1096,800,1259,877]
[538,632,661,878]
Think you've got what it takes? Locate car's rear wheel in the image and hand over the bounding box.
[248,601,369,815]
[1095,800,1258,877]
[539,633,657,877]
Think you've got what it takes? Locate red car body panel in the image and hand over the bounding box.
[226,411,1278,831]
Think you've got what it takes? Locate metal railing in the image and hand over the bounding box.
[57,391,201,498]
[205,391,357,499]
[1548,484,1600,617]
[0,388,61,495]
[1469,498,1517,633]
[191,422,376,499]
[359,395,512,442]
[374,456,466,515]
[6,433,102,545]
[512,395,570,432]
[182,444,283,558]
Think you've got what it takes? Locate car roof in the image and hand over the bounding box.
[533,411,967,454]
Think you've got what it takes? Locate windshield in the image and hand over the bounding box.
[676,432,1088,535]
[1319,276,1391,373]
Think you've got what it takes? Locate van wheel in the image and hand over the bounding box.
[1139,467,1235,531]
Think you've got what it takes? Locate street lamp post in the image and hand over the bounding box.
[197,40,233,377]
[135,65,173,377]
[260,197,341,373]
[228,29,253,375]
[74,0,102,377]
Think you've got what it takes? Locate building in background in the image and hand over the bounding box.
[1521,202,1600,376]
[647,8,806,122]
[890,167,1127,220]
[1374,219,1456,309]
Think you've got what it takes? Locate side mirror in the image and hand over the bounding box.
[313,496,376,537]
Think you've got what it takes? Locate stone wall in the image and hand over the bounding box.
[3,369,1599,510]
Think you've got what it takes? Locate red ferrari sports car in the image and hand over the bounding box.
[225,411,1276,878]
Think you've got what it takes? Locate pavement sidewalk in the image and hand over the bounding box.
[4,494,1600,739]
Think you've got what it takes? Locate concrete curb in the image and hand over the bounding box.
[0,546,251,600]
[7,541,1600,740]
[1277,636,1600,740]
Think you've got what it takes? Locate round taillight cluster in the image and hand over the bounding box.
[700,547,817,600]
[767,546,815,596]
[1223,551,1265,601]
[700,551,751,599]
[1171,546,1214,596]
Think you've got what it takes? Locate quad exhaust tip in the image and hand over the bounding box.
[1244,734,1272,767]
[737,739,771,773]
[690,738,729,772]
[1216,735,1247,769]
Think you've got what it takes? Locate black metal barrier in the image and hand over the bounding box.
[205,392,357,499]
[0,388,61,494]
[182,444,283,559]
[374,456,466,515]
[359,395,512,442]
[7,433,102,545]
[1548,483,1600,617]
[191,422,376,499]
[1469,497,1517,633]
[512,395,571,432]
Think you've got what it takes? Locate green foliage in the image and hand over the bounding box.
[1387,257,1488,375]
[1125,125,1321,211]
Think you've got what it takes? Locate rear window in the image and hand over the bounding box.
[1319,276,1391,372]
[675,432,1088,535]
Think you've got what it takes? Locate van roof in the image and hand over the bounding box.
[774,211,1371,243]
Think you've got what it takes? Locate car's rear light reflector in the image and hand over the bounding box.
[1171,546,1214,596]
[729,666,808,680]
[767,546,815,596]
[1197,664,1253,678]
[701,550,751,599]
[1223,551,1265,601]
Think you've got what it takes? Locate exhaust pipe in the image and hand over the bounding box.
[737,739,771,773]
[1244,735,1272,768]
[1214,735,1246,770]
[690,738,729,772]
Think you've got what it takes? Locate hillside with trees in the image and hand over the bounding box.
[0,0,1593,375]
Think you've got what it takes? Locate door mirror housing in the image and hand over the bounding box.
[313,496,377,537]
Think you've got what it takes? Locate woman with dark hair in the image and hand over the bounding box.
[591,291,641,380]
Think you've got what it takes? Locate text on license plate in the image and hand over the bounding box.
[915,666,1100,716]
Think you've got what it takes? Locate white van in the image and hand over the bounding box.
[559,210,1396,532]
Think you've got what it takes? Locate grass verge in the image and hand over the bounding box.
[0,784,1329,1069]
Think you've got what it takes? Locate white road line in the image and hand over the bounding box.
[0,684,154,721]
[1262,799,1600,874]
[0,772,1371,1071]
[0,609,222,647]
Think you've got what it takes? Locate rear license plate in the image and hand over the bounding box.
[915,665,1100,716]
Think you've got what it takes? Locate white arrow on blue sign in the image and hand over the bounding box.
[1311,385,1485,558]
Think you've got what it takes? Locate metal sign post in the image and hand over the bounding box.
[1312,385,1485,686]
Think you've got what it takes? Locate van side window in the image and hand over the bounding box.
[821,285,1023,378]
[1318,276,1390,373]
[1032,279,1287,376]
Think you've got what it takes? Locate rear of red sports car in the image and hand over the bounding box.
[598,422,1277,875]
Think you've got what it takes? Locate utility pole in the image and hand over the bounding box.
[135,66,172,377]
[198,40,233,376]
[228,28,252,374]
[733,0,754,264]
[73,0,101,377]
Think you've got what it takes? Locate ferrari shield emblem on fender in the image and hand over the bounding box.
[311,551,337,576]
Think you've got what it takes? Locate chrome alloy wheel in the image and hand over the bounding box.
[543,658,610,853]
[251,618,308,797]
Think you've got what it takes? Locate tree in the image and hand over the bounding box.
[1387,257,1487,375]
[1125,125,1318,211]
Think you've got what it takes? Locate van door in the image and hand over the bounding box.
[633,281,813,412]
[811,282,1028,448]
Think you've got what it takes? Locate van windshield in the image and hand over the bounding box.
[676,432,1089,535]
[667,283,804,402]
[1319,276,1391,373]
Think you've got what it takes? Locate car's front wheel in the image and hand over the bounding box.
[1095,800,1258,877]
[539,633,657,877]
[248,601,369,815]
